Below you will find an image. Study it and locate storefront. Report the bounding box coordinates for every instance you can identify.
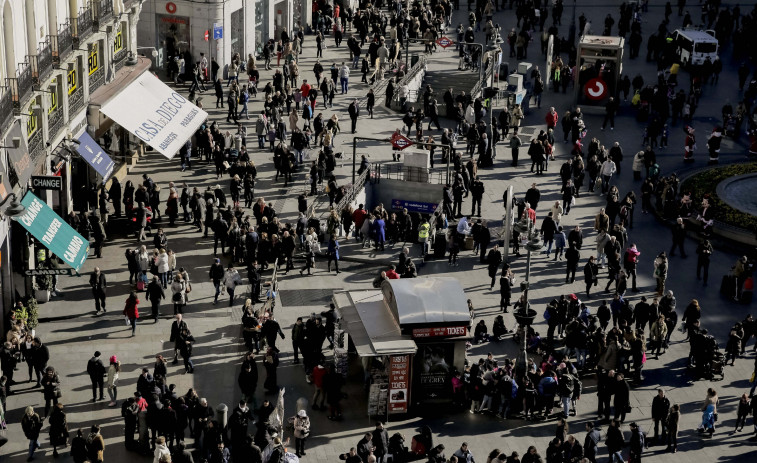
[333,277,471,416]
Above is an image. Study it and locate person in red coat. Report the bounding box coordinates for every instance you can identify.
[123,292,140,337]
[545,107,559,130]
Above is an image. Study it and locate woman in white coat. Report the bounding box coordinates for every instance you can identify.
[222,264,242,307]
[170,274,187,315]
[156,249,170,289]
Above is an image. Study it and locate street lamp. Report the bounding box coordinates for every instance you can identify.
[0,193,27,219]
[512,215,543,379]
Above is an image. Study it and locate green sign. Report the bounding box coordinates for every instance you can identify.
[17,192,89,271]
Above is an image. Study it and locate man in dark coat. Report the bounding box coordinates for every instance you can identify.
[372,422,389,463]
[89,267,107,314]
[146,276,165,322]
[86,351,106,402]
[348,98,360,133]
[170,314,189,364]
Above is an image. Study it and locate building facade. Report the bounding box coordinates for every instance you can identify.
[137,0,311,74]
[0,0,144,331]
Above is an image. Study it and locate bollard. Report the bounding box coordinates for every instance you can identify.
[216,402,228,429]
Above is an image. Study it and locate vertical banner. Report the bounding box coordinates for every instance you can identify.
[389,355,410,414]
[16,192,89,271]
[414,344,454,402]
[5,121,33,188]
[75,132,115,181]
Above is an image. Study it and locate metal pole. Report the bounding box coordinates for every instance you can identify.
[352,137,357,185]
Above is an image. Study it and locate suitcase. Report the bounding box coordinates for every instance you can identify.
[433,231,447,258]
[464,235,475,250]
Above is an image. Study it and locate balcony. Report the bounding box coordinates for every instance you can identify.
[94,0,114,26]
[89,66,105,94]
[123,0,140,10]
[5,62,34,111]
[48,105,64,140]
[72,6,94,47]
[30,41,54,87]
[68,85,85,117]
[0,87,13,135]
[54,23,74,64]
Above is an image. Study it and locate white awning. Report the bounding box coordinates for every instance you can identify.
[99,72,208,159]
[334,290,417,357]
[382,277,471,325]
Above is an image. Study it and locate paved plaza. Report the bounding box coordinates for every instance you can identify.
[2,2,757,463]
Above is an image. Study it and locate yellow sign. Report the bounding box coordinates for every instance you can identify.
[26,104,38,138]
[67,67,77,95]
[114,23,124,54]
[48,81,58,114]
[88,42,99,76]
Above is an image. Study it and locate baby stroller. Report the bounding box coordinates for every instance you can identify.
[707,350,726,381]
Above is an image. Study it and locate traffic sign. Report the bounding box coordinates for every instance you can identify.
[436,37,454,49]
[213,23,223,40]
[204,30,209,41]
[584,77,608,101]
[391,133,414,151]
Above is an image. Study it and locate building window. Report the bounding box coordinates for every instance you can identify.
[230,8,243,58]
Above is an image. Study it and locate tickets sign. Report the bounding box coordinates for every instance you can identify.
[391,132,414,150]
[17,192,89,271]
[411,326,467,338]
[389,355,410,413]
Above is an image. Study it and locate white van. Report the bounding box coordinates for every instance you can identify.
[672,29,719,67]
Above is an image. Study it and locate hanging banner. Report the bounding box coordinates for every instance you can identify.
[389,355,410,414]
[76,132,115,181]
[5,120,33,188]
[99,72,208,159]
[16,192,89,271]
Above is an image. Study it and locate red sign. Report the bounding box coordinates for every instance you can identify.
[436,37,454,49]
[391,133,414,151]
[584,77,608,101]
[411,326,467,338]
[389,355,410,413]
[165,2,177,14]
[204,30,209,41]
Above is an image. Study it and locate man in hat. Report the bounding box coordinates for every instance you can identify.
[87,351,106,402]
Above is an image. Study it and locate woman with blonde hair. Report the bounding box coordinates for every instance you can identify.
[170,274,187,315]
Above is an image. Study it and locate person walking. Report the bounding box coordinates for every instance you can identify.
[628,422,646,463]
[170,274,187,315]
[41,366,61,418]
[670,217,687,257]
[665,403,680,452]
[565,242,581,283]
[89,267,107,315]
[487,245,502,289]
[123,291,140,337]
[584,256,599,297]
[327,235,341,274]
[696,239,713,284]
[86,351,106,403]
[222,264,243,307]
[86,424,105,463]
[30,337,50,388]
[21,405,43,461]
[651,389,671,444]
[348,98,360,133]
[106,355,120,407]
[292,409,311,457]
[146,276,165,321]
[510,131,522,166]
[48,402,69,458]
[178,327,196,373]
[210,257,225,304]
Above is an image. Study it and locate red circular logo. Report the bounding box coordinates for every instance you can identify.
[166,2,177,14]
[584,78,608,101]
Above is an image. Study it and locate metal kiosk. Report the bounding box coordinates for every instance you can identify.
[573,35,625,111]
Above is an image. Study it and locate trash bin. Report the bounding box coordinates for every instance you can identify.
[216,403,228,429]
[411,54,420,67]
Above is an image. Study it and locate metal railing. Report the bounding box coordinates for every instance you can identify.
[391,55,428,106]
[471,64,493,99]
[6,62,34,110]
[0,87,13,134]
[94,0,114,26]
[322,168,370,218]
[55,23,74,63]
[29,128,44,164]
[73,6,94,46]
[370,163,447,184]
[48,106,64,139]
[69,86,85,117]
[35,41,54,83]
[89,66,105,94]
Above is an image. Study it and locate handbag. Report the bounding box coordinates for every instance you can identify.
[750,371,756,383]
[124,316,131,326]
[185,284,192,294]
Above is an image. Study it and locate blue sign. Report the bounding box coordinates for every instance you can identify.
[391,199,439,214]
[17,192,89,271]
[213,23,223,39]
[76,133,114,181]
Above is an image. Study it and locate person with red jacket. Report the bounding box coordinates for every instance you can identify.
[123,292,140,337]
[300,80,312,101]
[545,106,559,130]
[311,362,328,410]
[385,265,401,279]
[352,204,368,241]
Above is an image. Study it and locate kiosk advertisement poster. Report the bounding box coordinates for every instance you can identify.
[389,355,410,413]
[415,344,455,401]
[17,192,89,271]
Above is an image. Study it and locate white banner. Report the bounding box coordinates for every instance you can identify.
[99,73,208,159]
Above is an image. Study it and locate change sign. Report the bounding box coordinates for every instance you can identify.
[17,192,89,271]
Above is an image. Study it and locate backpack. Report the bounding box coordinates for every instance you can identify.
[571,374,583,399]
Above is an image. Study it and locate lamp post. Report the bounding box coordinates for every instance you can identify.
[0,192,27,219]
[512,215,543,380]
[569,0,578,47]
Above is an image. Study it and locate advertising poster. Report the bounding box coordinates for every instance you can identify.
[414,343,455,402]
[16,192,89,271]
[75,133,115,181]
[389,355,410,413]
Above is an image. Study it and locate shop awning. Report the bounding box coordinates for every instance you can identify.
[99,69,208,159]
[382,277,471,325]
[88,56,152,137]
[335,290,417,357]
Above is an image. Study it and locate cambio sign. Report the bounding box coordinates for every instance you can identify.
[17,192,89,271]
[100,73,208,159]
